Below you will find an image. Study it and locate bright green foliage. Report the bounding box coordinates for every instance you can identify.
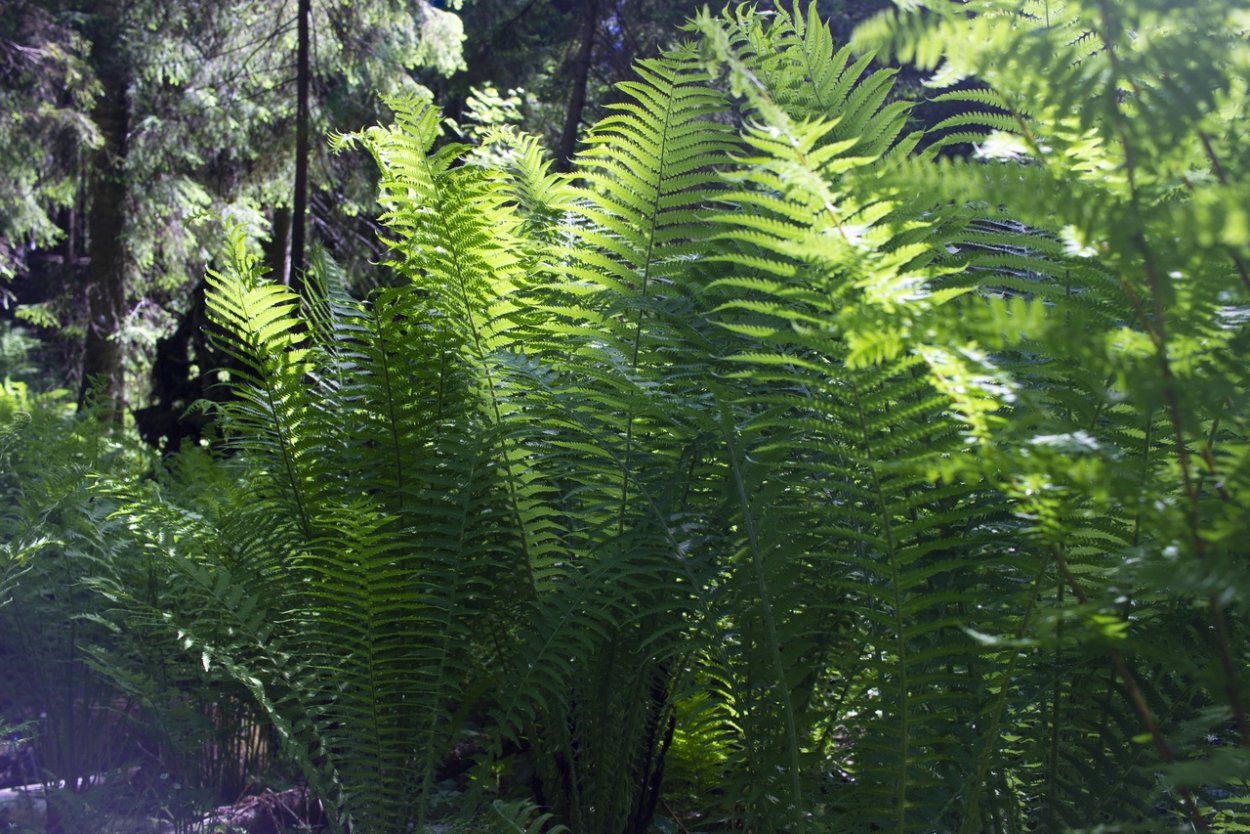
[852,0,1250,828]
[489,44,740,833]
[693,7,1002,829]
[115,225,532,830]
[76,1,1250,833]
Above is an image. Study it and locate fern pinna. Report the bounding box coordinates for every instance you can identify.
[91,1,1250,832]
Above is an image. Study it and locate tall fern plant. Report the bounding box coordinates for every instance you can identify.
[105,131,540,830]
[853,0,1250,829]
[686,8,1035,830]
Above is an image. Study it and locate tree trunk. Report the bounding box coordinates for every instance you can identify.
[78,12,129,423]
[289,0,311,292]
[269,205,292,285]
[556,0,598,172]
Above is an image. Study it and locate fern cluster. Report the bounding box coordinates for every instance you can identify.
[0,382,255,830]
[72,2,1250,832]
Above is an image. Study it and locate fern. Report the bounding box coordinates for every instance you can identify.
[686,7,1018,830]
[483,43,742,834]
[73,3,1250,833]
[855,0,1250,828]
[104,215,535,831]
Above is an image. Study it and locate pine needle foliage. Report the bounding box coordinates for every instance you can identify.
[86,2,1250,833]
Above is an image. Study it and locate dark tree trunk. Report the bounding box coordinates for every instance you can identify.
[134,276,230,454]
[556,0,598,172]
[269,205,292,285]
[289,0,311,292]
[77,12,129,423]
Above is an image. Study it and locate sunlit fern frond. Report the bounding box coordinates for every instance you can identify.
[204,229,321,538]
[855,1,1250,828]
[179,132,550,831]
[689,9,1043,830]
[474,40,743,834]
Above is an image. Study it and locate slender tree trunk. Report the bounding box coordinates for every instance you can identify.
[269,205,292,284]
[290,0,311,292]
[556,0,598,172]
[78,12,129,423]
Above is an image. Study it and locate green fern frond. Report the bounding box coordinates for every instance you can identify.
[205,233,319,537]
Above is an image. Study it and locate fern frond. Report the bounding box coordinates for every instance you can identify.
[205,232,319,537]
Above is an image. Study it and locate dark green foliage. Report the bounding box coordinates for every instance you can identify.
[0,383,262,831]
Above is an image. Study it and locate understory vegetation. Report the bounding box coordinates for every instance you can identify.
[3,1,1250,832]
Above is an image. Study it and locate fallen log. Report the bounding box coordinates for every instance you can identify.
[165,787,325,834]
[0,785,46,830]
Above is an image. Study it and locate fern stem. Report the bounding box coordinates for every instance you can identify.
[1045,576,1063,828]
[957,559,1048,833]
[261,373,311,539]
[1194,130,1250,296]
[1200,417,1233,504]
[360,543,387,832]
[1096,0,1250,750]
[1131,410,1152,548]
[619,59,676,540]
[371,314,405,512]
[1051,546,1208,830]
[846,380,911,834]
[422,155,539,596]
[414,457,480,830]
[1134,167,1250,751]
[234,277,313,539]
[721,404,805,832]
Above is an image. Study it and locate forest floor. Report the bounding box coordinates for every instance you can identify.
[0,779,329,833]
